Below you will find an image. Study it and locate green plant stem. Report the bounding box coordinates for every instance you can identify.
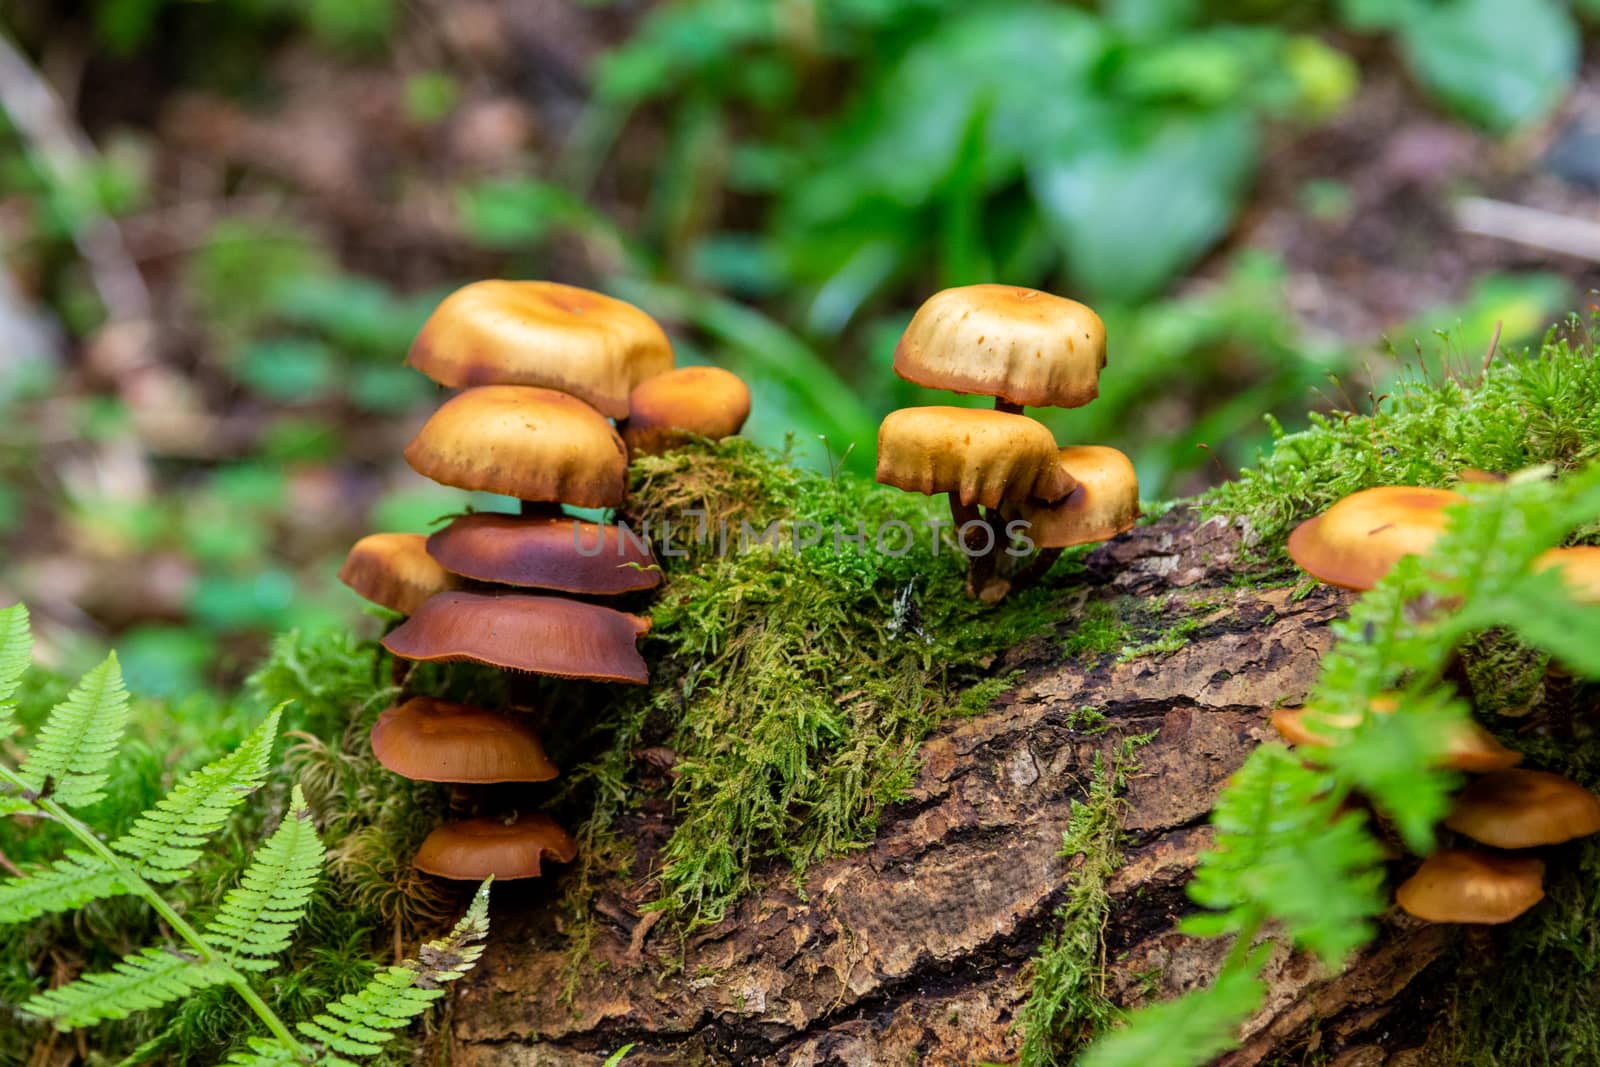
[0,765,309,1059]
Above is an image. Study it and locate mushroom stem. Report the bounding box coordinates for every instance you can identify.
[949,496,988,597]
[994,399,1023,415]
[520,499,563,519]
[1007,546,1064,594]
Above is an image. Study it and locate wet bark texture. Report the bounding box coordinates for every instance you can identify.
[449,511,1452,1066]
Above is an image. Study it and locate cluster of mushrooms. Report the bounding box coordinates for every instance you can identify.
[337,279,749,884]
[875,284,1140,602]
[1278,484,1600,924]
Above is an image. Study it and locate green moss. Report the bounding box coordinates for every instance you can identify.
[1016,733,1151,1066]
[1062,599,1133,660]
[1116,615,1204,662]
[1202,321,1600,551]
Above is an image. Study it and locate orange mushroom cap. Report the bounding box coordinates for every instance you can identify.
[407,280,673,419]
[1444,769,1600,849]
[893,284,1106,409]
[371,697,558,784]
[875,406,1074,510]
[1394,848,1545,924]
[1286,486,1466,591]
[621,366,752,457]
[381,591,650,684]
[403,385,628,508]
[427,513,661,596]
[338,532,457,615]
[1534,546,1600,604]
[413,813,578,881]
[1014,446,1139,549]
[1270,695,1520,773]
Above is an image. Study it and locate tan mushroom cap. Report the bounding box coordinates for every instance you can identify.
[413,813,578,881]
[893,284,1106,409]
[621,366,752,457]
[427,513,661,596]
[371,697,558,784]
[1395,848,1545,924]
[338,533,457,615]
[875,406,1075,510]
[1444,769,1600,849]
[407,280,673,418]
[1534,546,1600,604]
[382,591,650,684]
[404,385,628,508]
[1014,446,1139,549]
[1287,486,1465,591]
[1270,695,1521,773]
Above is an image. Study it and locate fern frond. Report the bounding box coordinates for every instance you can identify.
[0,850,125,923]
[113,705,284,880]
[0,601,31,738]
[1077,956,1267,1067]
[203,785,324,971]
[15,652,129,808]
[224,881,492,1067]
[22,945,229,1029]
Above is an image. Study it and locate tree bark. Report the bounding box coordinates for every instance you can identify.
[448,510,1452,1066]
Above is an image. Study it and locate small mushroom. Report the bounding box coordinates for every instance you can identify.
[407,280,674,418]
[1534,546,1600,603]
[412,812,579,880]
[1394,848,1545,924]
[893,284,1106,412]
[427,513,662,596]
[1270,696,1521,773]
[382,591,651,684]
[371,697,558,784]
[999,446,1140,597]
[1287,486,1465,590]
[338,532,457,615]
[403,385,628,509]
[876,406,1074,511]
[621,365,752,457]
[1444,769,1600,849]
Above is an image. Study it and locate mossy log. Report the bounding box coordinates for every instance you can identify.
[448,510,1451,1066]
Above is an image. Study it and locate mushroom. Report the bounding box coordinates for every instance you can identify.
[382,591,651,684]
[1287,486,1466,590]
[404,385,628,510]
[621,365,752,457]
[1270,696,1521,773]
[1443,769,1600,849]
[426,513,661,596]
[1394,848,1545,924]
[996,446,1140,600]
[412,813,579,881]
[338,533,458,616]
[407,280,673,418]
[371,697,558,784]
[1534,546,1600,603]
[876,285,1127,599]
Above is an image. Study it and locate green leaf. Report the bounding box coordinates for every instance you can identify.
[1029,107,1258,302]
[203,786,324,970]
[0,851,126,924]
[16,652,130,808]
[0,601,32,738]
[1077,958,1267,1067]
[1396,0,1577,133]
[23,946,228,1029]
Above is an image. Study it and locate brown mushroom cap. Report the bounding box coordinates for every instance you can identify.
[427,513,661,596]
[1013,446,1139,548]
[1444,769,1600,849]
[1395,848,1545,924]
[338,533,457,615]
[875,406,1075,510]
[412,813,578,880]
[382,591,650,683]
[1534,546,1600,604]
[407,280,673,418]
[893,284,1106,409]
[371,697,558,784]
[621,366,752,457]
[1287,486,1465,591]
[1270,695,1521,773]
[404,385,628,508]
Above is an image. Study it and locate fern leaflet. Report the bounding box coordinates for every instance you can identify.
[15,652,129,808]
[0,850,126,924]
[204,785,325,971]
[0,601,31,737]
[1077,957,1267,1067]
